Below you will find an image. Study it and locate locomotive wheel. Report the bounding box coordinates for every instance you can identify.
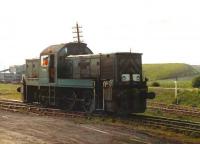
[62,90,77,111]
[40,95,49,107]
[82,90,93,112]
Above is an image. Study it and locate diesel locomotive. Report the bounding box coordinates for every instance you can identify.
[19,26,155,113]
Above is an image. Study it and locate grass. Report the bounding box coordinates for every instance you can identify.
[148,76,200,107]
[143,63,199,81]
[0,83,21,101]
[148,87,200,107]
[148,79,192,88]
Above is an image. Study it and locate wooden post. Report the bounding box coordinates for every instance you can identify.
[174,77,178,104]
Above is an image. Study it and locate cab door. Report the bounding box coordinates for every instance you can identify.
[49,54,55,83]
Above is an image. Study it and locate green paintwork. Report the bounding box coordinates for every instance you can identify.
[26,77,94,88]
[26,78,39,86]
[39,68,49,84]
[57,79,94,88]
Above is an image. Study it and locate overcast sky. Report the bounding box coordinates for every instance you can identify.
[0,0,200,70]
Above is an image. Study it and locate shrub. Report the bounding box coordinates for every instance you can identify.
[192,75,200,88]
[151,82,160,87]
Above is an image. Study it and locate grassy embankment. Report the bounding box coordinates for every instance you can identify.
[143,63,199,81]
[0,83,21,101]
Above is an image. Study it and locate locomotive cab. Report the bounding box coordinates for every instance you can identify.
[39,42,93,84]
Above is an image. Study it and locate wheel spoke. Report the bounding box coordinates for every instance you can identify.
[62,90,77,111]
[82,91,93,112]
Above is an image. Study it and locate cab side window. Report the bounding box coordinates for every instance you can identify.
[41,55,49,67]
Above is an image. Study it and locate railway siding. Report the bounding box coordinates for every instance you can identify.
[0,99,200,138]
[147,101,200,117]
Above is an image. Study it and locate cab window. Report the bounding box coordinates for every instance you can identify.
[41,55,49,67]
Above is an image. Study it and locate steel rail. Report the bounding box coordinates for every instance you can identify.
[131,114,200,135]
[147,101,200,117]
[0,99,199,136]
[0,99,85,117]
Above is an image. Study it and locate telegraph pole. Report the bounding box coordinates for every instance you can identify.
[72,22,83,43]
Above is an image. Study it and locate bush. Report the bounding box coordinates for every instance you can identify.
[151,82,160,87]
[192,76,200,88]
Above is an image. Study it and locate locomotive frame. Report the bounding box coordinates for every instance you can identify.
[20,41,155,114]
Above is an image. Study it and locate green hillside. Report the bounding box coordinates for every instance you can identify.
[192,65,200,72]
[143,63,200,80]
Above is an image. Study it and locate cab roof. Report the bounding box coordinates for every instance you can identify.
[40,42,93,56]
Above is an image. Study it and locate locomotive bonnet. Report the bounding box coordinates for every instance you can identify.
[19,24,155,114]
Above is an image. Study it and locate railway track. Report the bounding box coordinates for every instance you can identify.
[131,114,200,136]
[0,99,199,137]
[147,101,200,117]
[0,99,85,117]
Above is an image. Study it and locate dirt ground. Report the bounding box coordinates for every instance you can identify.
[0,110,183,144]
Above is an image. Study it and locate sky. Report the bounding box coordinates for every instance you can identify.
[0,0,200,70]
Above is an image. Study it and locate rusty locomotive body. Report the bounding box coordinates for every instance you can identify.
[20,41,154,113]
